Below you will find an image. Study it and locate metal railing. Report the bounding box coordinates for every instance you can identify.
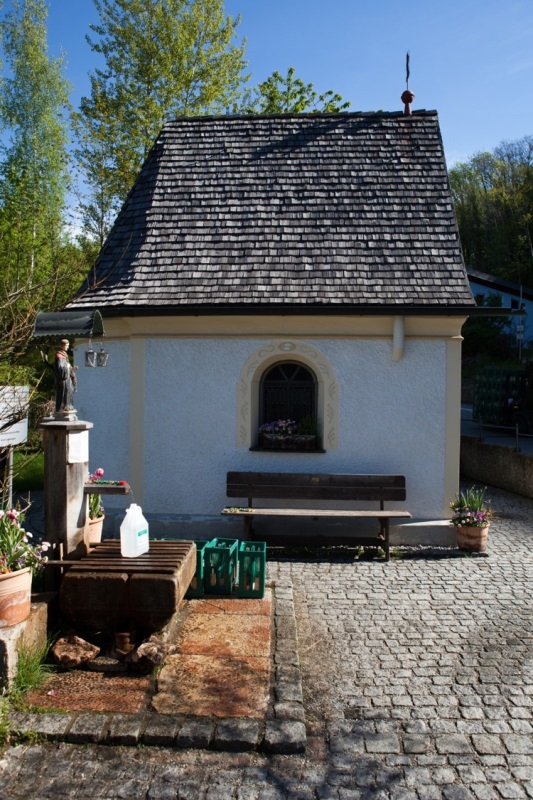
[461,415,533,453]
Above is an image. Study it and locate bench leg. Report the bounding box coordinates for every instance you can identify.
[244,515,254,540]
[379,518,390,562]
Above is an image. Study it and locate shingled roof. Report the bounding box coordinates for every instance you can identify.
[69,111,475,314]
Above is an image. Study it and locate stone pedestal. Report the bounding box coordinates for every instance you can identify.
[0,595,52,690]
[40,420,94,559]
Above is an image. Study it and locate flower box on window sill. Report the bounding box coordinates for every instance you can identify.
[261,433,317,451]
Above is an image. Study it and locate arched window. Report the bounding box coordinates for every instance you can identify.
[260,362,317,429]
[236,340,339,451]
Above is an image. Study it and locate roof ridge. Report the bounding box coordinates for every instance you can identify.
[163,110,437,124]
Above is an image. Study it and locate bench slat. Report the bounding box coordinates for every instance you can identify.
[227,472,406,502]
[222,508,411,518]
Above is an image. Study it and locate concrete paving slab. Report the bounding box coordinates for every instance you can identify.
[153,653,271,717]
[25,669,153,712]
[174,612,271,657]
[189,596,272,616]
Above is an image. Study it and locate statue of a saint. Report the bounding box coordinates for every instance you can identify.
[54,339,78,412]
[41,339,78,413]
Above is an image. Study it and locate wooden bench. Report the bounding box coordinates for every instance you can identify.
[223,472,411,561]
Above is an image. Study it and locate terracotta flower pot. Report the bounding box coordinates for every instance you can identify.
[88,515,105,546]
[455,524,490,553]
[0,567,32,628]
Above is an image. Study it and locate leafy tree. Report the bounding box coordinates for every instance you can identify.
[72,90,118,248]
[75,0,248,239]
[450,136,533,285]
[242,66,351,114]
[0,0,77,365]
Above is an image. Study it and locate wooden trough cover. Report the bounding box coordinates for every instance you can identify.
[66,539,194,574]
[60,540,197,634]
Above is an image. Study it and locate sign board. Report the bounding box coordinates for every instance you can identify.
[0,386,29,447]
[67,430,89,464]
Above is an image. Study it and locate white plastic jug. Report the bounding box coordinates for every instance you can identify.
[120,503,149,558]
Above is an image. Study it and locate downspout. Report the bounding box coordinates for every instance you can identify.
[392,316,405,361]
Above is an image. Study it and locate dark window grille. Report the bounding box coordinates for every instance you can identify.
[260,362,316,425]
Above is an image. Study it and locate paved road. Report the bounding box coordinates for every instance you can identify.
[0,484,532,799]
[462,404,533,455]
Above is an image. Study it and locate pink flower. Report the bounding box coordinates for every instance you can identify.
[95,468,104,478]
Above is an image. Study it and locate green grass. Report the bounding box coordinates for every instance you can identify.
[0,697,11,745]
[12,451,44,493]
[9,637,54,708]
[0,636,56,746]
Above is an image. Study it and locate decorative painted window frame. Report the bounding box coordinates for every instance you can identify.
[236,340,339,450]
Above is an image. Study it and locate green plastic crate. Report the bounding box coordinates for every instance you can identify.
[185,540,211,598]
[204,538,239,594]
[236,541,266,599]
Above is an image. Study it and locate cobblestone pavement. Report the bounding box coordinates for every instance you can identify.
[0,484,532,799]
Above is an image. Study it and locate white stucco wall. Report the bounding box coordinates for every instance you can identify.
[74,333,454,533]
[73,341,131,514]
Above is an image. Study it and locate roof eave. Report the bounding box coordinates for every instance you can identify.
[86,303,520,319]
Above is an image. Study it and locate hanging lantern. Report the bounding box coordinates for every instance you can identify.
[85,341,97,367]
[96,345,109,367]
[85,349,97,367]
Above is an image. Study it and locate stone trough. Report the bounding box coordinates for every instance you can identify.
[59,540,197,635]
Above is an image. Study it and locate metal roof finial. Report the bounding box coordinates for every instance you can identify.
[401,51,415,116]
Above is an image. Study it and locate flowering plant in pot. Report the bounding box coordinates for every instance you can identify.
[450,486,493,552]
[259,419,298,436]
[0,503,50,627]
[87,467,105,545]
[88,467,105,520]
[0,505,50,575]
[259,418,316,450]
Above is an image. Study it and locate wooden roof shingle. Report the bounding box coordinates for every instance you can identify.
[69,111,475,313]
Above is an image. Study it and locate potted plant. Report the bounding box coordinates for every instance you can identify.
[259,419,297,449]
[294,414,317,449]
[0,503,50,627]
[450,486,493,552]
[87,467,105,545]
[259,418,317,451]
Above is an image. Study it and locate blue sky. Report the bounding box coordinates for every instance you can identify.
[18,0,533,166]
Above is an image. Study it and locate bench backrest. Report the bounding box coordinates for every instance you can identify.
[227,472,406,504]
